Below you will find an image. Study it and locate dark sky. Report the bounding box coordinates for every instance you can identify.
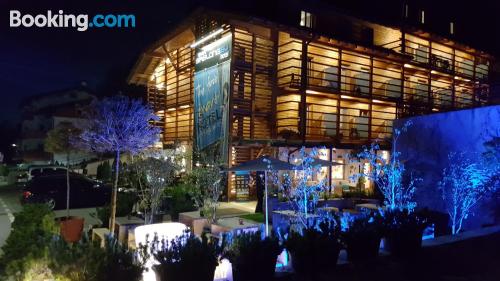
[1,0,499,123]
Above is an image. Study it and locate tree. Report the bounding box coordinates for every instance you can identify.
[354,120,419,211]
[76,96,160,234]
[276,147,328,228]
[132,155,178,224]
[45,122,80,217]
[187,163,223,224]
[439,152,494,234]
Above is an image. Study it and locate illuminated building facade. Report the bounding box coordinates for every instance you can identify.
[128,7,493,200]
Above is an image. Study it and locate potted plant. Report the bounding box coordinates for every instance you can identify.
[285,218,342,281]
[59,216,85,243]
[383,208,427,259]
[185,162,223,225]
[224,231,282,281]
[343,213,384,264]
[45,122,85,242]
[152,231,221,281]
[131,156,178,224]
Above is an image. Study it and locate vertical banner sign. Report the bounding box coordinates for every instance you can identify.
[194,34,231,156]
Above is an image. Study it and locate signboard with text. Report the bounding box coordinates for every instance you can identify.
[194,35,232,152]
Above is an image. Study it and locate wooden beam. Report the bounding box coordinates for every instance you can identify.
[145,51,165,58]
[162,45,179,73]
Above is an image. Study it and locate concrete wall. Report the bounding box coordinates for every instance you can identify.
[395,105,500,231]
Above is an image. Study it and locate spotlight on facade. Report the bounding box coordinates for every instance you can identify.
[190,28,224,48]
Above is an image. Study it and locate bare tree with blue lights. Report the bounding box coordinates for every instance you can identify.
[76,96,160,234]
[276,147,328,228]
[438,152,494,234]
[354,120,419,210]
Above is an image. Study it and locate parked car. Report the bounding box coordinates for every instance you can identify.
[27,166,68,181]
[16,166,69,187]
[15,172,28,186]
[21,174,111,210]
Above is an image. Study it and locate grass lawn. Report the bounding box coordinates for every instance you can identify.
[239,213,265,223]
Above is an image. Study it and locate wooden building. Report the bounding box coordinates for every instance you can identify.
[128,7,493,200]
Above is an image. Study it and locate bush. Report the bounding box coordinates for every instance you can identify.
[0,204,58,279]
[383,208,427,258]
[96,161,112,182]
[152,231,221,281]
[163,183,197,221]
[0,164,9,177]
[224,231,282,281]
[93,192,138,228]
[343,212,384,264]
[285,218,341,281]
[48,234,146,281]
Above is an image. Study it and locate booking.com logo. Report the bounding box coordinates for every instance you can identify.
[9,10,136,31]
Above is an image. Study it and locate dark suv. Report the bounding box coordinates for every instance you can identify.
[21,174,111,210]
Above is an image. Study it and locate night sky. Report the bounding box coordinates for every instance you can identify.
[1,0,499,123]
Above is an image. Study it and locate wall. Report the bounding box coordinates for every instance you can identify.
[396,105,500,230]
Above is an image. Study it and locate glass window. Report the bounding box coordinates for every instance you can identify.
[332,159,344,180]
[300,11,314,28]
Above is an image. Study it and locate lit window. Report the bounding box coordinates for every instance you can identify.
[300,10,314,28]
[332,159,344,180]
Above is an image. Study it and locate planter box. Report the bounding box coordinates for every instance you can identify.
[272,210,321,231]
[179,211,209,236]
[114,216,144,245]
[211,217,260,237]
[91,227,110,248]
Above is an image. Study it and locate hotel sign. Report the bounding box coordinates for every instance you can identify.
[194,35,232,153]
[195,35,231,71]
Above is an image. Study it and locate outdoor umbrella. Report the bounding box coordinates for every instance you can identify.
[226,155,295,236]
[293,157,343,168]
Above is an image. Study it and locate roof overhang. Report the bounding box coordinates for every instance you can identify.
[127,11,199,85]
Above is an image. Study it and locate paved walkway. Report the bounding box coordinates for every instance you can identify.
[219,201,257,214]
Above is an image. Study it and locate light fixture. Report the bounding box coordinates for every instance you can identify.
[404,63,412,68]
[135,223,188,281]
[372,99,383,103]
[179,105,190,109]
[190,28,224,48]
[306,90,320,94]
[431,70,437,74]
[167,107,175,112]
[341,95,354,99]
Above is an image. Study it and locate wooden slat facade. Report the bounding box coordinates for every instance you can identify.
[132,10,493,200]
